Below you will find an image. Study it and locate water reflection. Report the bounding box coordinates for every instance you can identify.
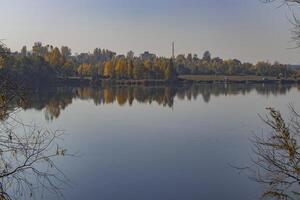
[0,81,70,200]
[18,84,298,120]
[10,83,300,200]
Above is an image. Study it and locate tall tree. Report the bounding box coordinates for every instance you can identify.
[77,63,92,77]
[0,42,10,69]
[32,42,47,57]
[164,59,177,80]
[133,60,144,80]
[115,58,126,79]
[127,51,134,59]
[20,45,27,57]
[61,46,71,59]
[127,59,134,79]
[203,51,211,62]
[103,60,114,78]
[49,47,62,68]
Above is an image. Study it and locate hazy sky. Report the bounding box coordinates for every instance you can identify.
[1,0,300,64]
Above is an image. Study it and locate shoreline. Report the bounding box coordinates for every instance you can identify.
[54,75,300,86]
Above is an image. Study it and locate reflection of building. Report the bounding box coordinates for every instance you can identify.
[140,51,156,61]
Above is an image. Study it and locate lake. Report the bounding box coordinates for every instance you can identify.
[15,83,300,200]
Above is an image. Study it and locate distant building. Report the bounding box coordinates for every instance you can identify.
[126,51,134,59]
[140,51,156,61]
[116,55,126,59]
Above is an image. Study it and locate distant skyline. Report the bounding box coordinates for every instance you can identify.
[1,0,300,64]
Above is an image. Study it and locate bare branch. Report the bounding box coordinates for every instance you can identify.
[251,107,300,199]
[0,67,72,199]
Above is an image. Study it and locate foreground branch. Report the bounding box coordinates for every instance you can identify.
[252,107,300,199]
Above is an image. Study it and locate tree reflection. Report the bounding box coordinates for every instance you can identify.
[5,83,295,121]
[0,78,71,200]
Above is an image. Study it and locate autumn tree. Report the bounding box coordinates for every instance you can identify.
[115,58,127,79]
[49,47,62,71]
[95,62,104,77]
[77,63,92,77]
[133,60,144,80]
[127,59,134,79]
[103,60,114,78]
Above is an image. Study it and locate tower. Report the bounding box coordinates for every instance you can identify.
[172,42,175,59]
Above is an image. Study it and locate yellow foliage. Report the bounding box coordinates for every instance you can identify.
[103,61,114,77]
[77,63,92,77]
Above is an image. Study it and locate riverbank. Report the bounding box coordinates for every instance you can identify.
[178,75,300,84]
[55,77,180,86]
[55,75,300,86]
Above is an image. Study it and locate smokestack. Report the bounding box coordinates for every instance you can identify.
[172,42,175,59]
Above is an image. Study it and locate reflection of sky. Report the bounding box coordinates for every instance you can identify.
[1,0,299,63]
[17,86,300,200]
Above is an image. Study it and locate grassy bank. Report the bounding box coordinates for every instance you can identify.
[56,77,180,86]
[56,75,300,86]
[178,75,299,83]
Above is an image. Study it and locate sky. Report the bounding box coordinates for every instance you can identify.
[1,0,300,64]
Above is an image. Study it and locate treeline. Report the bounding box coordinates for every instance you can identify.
[0,42,176,84]
[0,42,297,85]
[175,52,295,77]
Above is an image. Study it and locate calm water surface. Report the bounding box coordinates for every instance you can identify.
[16,84,300,200]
